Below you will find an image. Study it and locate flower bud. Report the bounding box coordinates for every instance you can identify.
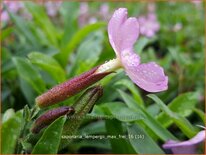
[36,66,111,108]
[31,106,75,134]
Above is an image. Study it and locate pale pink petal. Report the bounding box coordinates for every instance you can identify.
[1,11,9,22]
[123,61,168,92]
[108,8,139,56]
[108,8,127,55]
[163,130,205,154]
[120,17,139,53]
[121,50,141,68]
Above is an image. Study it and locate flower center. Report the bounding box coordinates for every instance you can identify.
[95,58,122,74]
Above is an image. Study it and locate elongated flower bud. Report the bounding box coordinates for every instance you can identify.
[36,66,111,108]
[31,106,75,134]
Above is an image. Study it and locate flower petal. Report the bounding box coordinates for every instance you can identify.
[108,8,127,54]
[123,61,168,92]
[120,17,139,52]
[108,8,139,56]
[162,130,205,154]
[121,50,141,68]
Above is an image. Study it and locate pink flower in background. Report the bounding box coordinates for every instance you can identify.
[1,11,9,22]
[78,2,89,27]
[100,3,110,21]
[163,130,205,154]
[191,0,202,5]
[97,8,168,92]
[138,13,160,38]
[147,2,156,13]
[78,2,110,27]
[191,0,202,9]
[1,1,23,22]
[45,1,62,17]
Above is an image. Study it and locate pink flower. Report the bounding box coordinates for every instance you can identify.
[45,1,62,17]
[35,8,167,108]
[1,11,9,22]
[147,2,156,13]
[100,3,110,21]
[163,130,205,154]
[138,13,160,38]
[1,1,24,22]
[96,8,168,92]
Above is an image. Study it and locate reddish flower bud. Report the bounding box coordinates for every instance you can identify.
[31,106,75,134]
[35,66,112,108]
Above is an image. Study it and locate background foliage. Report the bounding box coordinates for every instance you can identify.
[1,1,205,154]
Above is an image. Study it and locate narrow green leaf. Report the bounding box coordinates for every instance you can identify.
[2,26,13,40]
[193,108,205,123]
[8,12,37,46]
[102,102,145,122]
[79,121,106,135]
[56,22,106,66]
[69,31,104,77]
[72,139,110,150]
[25,2,59,46]
[20,78,36,106]
[118,90,176,141]
[148,94,198,138]
[127,124,165,154]
[32,116,66,154]
[157,92,199,128]
[114,79,144,107]
[59,2,79,46]
[106,120,136,154]
[134,37,150,54]
[12,57,46,94]
[1,111,23,154]
[28,52,66,83]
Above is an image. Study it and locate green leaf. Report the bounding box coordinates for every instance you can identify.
[59,2,79,46]
[1,111,23,154]
[79,121,106,135]
[106,120,136,154]
[73,139,110,150]
[157,92,199,128]
[25,2,59,46]
[2,26,13,40]
[102,102,145,122]
[56,22,106,66]
[127,124,165,154]
[20,78,36,106]
[134,37,150,54]
[148,94,198,138]
[12,57,46,94]
[118,90,176,141]
[8,12,37,46]
[32,116,66,154]
[2,108,15,123]
[193,108,205,123]
[114,79,144,108]
[28,52,66,83]
[69,31,104,77]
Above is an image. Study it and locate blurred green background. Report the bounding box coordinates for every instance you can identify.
[1,1,205,154]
